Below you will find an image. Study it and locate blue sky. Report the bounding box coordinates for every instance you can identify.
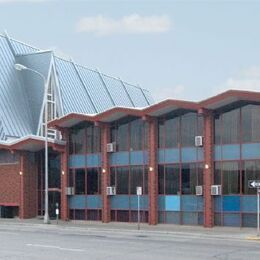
[0,0,260,102]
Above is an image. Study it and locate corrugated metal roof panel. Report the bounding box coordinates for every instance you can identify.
[123,82,150,107]
[101,75,134,107]
[142,88,155,105]
[0,36,34,137]
[54,57,97,115]
[9,38,38,55]
[75,65,114,112]
[15,51,52,133]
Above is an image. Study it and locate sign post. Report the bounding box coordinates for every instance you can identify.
[55,203,59,225]
[136,187,142,230]
[248,180,260,236]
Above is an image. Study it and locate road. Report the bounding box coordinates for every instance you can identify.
[0,223,259,260]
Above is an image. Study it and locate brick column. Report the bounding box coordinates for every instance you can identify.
[19,152,25,219]
[60,129,69,221]
[148,118,158,225]
[19,152,38,219]
[101,124,110,223]
[202,110,214,228]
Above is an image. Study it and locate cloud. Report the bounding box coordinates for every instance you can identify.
[76,14,171,36]
[215,66,260,94]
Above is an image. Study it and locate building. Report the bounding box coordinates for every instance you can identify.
[0,34,260,228]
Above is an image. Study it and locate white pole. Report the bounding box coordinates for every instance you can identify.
[257,188,259,237]
[43,80,50,224]
[138,194,140,230]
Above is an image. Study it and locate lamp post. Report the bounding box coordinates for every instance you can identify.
[15,63,50,224]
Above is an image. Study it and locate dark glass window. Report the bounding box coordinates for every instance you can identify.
[158,120,165,148]
[69,169,74,187]
[87,168,100,195]
[130,119,143,151]
[222,109,240,144]
[158,165,164,194]
[243,161,260,195]
[214,116,221,144]
[165,165,180,194]
[69,127,85,154]
[242,105,260,143]
[181,163,202,194]
[75,169,85,194]
[165,117,179,148]
[130,166,144,195]
[118,123,128,151]
[116,167,129,194]
[214,162,221,185]
[181,113,197,147]
[86,126,101,153]
[48,153,61,188]
[222,162,240,194]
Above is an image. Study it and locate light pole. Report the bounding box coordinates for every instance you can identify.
[15,63,50,224]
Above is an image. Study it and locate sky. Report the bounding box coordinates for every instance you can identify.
[0,0,260,102]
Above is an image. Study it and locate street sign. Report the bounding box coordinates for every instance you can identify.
[248,180,260,189]
[136,187,142,196]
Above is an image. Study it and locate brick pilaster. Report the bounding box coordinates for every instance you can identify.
[148,118,158,225]
[203,110,214,228]
[60,129,69,221]
[101,124,111,223]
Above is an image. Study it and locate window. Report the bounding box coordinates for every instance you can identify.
[181,113,197,147]
[111,118,147,152]
[165,165,179,194]
[243,161,260,195]
[69,124,101,154]
[242,105,260,143]
[75,169,85,194]
[111,166,148,195]
[222,109,240,144]
[214,162,240,194]
[87,168,100,195]
[182,163,203,194]
[69,127,85,154]
[130,166,143,194]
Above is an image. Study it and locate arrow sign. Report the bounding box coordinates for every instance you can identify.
[248,180,260,188]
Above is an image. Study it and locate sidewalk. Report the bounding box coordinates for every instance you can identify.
[0,217,259,241]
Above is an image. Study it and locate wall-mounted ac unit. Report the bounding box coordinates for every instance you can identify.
[195,136,203,147]
[195,185,203,196]
[211,185,221,196]
[107,142,116,153]
[106,186,116,196]
[66,187,74,196]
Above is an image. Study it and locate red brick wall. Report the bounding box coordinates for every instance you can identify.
[0,163,20,206]
[20,152,38,219]
[101,124,111,223]
[61,129,69,220]
[203,111,214,228]
[148,118,158,225]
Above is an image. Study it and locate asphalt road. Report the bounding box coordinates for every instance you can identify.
[0,223,259,260]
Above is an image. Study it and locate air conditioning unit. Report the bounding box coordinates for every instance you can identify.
[66,187,75,196]
[106,186,116,196]
[107,142,116,153]
[195,136,203,147]
[211,185,221,196]
[195,185,203,196]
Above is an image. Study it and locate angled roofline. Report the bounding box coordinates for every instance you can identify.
[49,89,260,129]
[0,135,65,152]
[199,89,260,109]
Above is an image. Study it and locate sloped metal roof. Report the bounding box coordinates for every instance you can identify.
[0,33,155,140]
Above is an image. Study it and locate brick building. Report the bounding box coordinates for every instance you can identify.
[1,34,260,227]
